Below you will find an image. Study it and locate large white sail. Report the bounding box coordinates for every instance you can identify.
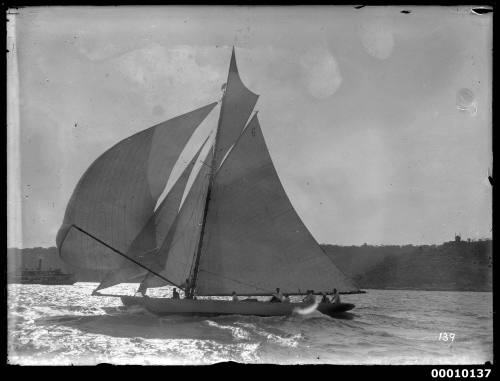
[94,141,207,291]
[56,47,359,301]
[195,115,359,295]
[56,102,217,270]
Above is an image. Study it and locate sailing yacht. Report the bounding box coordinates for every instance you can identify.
[56,47,358,317]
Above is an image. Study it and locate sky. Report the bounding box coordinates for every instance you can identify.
[7,6,492,248]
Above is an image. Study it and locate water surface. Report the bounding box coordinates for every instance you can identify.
[8,283,492,365]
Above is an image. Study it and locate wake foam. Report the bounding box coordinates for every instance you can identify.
[292,301,319,315]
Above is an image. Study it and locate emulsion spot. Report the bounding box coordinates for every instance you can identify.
[153,105,165,117]
[359,21,394,60]
[456,88,477,116]
[300,46,342,99]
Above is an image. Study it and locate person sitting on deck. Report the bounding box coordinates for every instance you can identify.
[189,287,198,300]
[330,288,341,304]
[270,288,284,302]
[302,290,316,305]
[320,292,330,304]
[172,288,180,300]
[231,291,239,302]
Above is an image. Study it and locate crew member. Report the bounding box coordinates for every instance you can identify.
[231,291,239,302]
[270,288,284,302]
[302,290,316,305]
[330,288,341,304]
[320,292,330,304]
[172,288,180,299]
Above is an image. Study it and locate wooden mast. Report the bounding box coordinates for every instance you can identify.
[187,49,234,298]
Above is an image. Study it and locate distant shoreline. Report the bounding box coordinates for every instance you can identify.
[8,238,492,293]
[8,238,493,252]
[323,239,492,293]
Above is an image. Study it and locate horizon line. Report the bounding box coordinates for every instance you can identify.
[8,237,493,251]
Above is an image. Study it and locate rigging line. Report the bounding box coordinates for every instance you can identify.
[187,176,210,277]
[189,184,212,296]
[154,178,200,276]
[189,114,225,295]
[69,224,181,288]
[189,148,220,294]
[161,170,207,253]
[200,160,212,169]
[189,54,257,292]
[213,112,259,178]
[177,171,207,286]
[180,176,204,280]
[155,133,211,214]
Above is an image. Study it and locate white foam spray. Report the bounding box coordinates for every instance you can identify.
[292,300,319,315]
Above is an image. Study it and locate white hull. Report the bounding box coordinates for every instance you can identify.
[121,296,355,317]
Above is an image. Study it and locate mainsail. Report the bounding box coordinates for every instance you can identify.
[57,47,358,298]
[56,102,217,270]
[194,115,358,295]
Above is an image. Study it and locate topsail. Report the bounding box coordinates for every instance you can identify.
[213,49,259,169]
